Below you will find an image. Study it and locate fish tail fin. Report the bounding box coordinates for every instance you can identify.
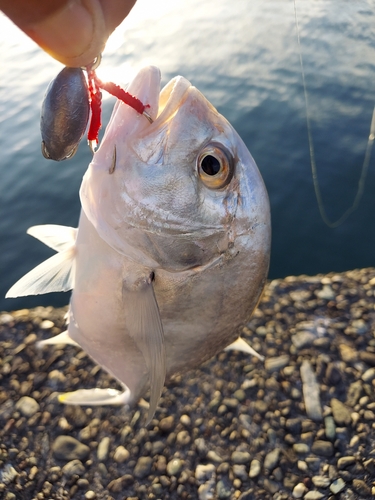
[225,337,265,361]
[6,224,77,298]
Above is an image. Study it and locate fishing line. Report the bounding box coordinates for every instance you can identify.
[293,0,375,228]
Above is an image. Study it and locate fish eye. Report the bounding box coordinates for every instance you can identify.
[197,144,234,189]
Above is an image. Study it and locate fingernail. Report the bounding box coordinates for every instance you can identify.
[26,1,102,66]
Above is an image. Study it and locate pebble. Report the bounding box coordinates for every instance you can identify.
[312,475,330,488]
[62,460,85,477]
[292,482,307,498]
[315,285,335,300]
[0,464,18,484]
[180,414,191,426]
[158,416,174,432]
[330,398,351,425]
[216,478,231,499]
[249,459,261,478]
[40,319,54,329]
[207,450,223,463]
[166,458,182,476]
[15,396,39,417]
[97,437,110,461]
[265,355,290,372]
[292,331,315,349]
[195,464,216,483]
[231,451,251,464]
[324,415,336,440]
[304,492,324,500]
[133,456,153,479]
[352,478,371,496]
[330,478,346,494]
[337,456,355,469]
[300,361,322,421]
[264,448,280,471]
[113,446,130,463]
[52,436,90,461]
[293,443,309,454]
[362,367,375,382]
[311,440,334,457]
[85,491,96,499]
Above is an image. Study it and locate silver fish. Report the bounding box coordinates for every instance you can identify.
[7,66,271,422]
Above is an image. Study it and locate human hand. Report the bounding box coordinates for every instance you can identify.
[0,0,137,67]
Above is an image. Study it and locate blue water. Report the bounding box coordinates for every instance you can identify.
[1,0,375,311]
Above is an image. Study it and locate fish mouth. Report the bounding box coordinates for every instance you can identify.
[126,66,192,124]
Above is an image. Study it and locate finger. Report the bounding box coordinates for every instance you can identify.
[1,0,136,67]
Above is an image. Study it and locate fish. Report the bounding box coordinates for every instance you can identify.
[7,66,271,423]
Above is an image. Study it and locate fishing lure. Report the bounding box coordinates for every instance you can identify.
[40,56,151,161]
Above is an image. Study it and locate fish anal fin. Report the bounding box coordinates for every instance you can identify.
[6,247,75,298]
[123,272,166,424]
[225,337,265,361]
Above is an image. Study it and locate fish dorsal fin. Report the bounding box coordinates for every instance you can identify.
[6,247,75,298]
[27,225,77,252]
[122,273,166,424]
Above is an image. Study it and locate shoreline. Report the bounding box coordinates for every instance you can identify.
[0,267,374,499]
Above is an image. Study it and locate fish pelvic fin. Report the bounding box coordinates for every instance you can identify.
[6,246,75,298]
[123,272,166,424]
[225,337,265,361]
[58,388,131,406]
[36,330,79,348]
[27,224,77,252]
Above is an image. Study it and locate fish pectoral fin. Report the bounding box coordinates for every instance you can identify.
[58,388,131,405]
[37,330,79,348]
[123,273,166,424]
[225,337,265,361]
[6,247,75,298]
[27,224,77,252]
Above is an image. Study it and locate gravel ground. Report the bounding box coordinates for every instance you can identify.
[0,268,374,500]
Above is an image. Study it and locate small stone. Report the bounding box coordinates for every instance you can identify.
[166,458,182,476]
[293,443,309,454]
[176,430,191,445]
[362,368,375,382]
[316,285,335,300]
[265,355,290,372]
[133,456,153,479]
[292,331,315,349]
[264,448,280,471]
[304,492,324,500]
[249,459,261,478]
[231,451,251,464]
[352,478,371,496]
[85,491,96,500]
[337,456,355,469]
[52,436,90,461]
[263,478,279,494]
[300,361,322,421]
[324,416,336,440]
[311,440,334,457]
[233,464,247,480]
[113,446,130,463]
[180,414,191,426]
[312,475,330,488]
[339,344,358,363]
[216,478,231,499]
[195,464,215,483]
[62,460,85,477]
[292,482,307,498]
[297,460,308,472]
[40,319,54,329]
[330,478,345,494]
[207,450,223,463]
[359,351,375,366]
[0,464,18,484]
[15,396,40,417]
[159,416,174,432]
[331,398,351,425]
[97,437,110,461]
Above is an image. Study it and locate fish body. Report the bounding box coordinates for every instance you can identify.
[7,66,271,421]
